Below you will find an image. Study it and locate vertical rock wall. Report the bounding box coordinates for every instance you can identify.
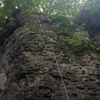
[0,10,100,100]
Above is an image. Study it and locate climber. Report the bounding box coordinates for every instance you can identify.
[40,15,51,24]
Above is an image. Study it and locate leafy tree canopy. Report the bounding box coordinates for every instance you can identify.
[78,0,100,37]
[0,0,100,38]
[0,0,86,30]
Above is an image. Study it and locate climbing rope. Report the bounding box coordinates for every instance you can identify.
[45,23,70,100]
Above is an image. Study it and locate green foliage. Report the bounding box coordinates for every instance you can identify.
[50,15,76,37]
[0,0,39,29]
[21,80,26,91]
[98,55,100,59]
[66,37,100,53]
[78,0,100,37]
[66,37,87,53]
[1,0,100,42]
[0,0,85,30]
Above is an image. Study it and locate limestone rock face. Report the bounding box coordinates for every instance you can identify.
[0,10,100,100]
[0,9,31,45]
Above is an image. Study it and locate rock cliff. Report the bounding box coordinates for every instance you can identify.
[0,10,100,100]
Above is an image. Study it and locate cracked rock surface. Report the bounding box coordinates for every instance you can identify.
[0,10,100,100]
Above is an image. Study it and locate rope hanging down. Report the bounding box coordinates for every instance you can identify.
[45,24,69,100]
